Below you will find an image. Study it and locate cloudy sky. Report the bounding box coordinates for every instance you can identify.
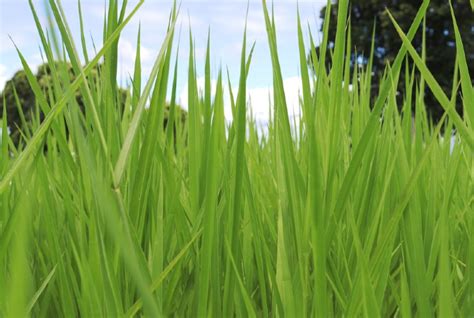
[0,0,326,120]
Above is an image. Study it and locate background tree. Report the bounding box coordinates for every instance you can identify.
[1,62,186,147]
[311,0,474,123]
[0,62,106,146]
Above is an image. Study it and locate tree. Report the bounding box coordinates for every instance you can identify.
[0,62,105,146]
[310,0,474,123]
[0,62,186,147]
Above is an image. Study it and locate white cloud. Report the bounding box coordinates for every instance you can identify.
[119,38,152,62]
[179,76,219,106]
[178,76,305,123]
[248,76,304,121]
[117,38,153,84]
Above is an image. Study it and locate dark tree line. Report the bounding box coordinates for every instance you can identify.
[310,0,473,123]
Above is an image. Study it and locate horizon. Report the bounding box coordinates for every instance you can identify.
[0,0,326,121]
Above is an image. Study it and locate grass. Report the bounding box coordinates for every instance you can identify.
[0,0,473,316]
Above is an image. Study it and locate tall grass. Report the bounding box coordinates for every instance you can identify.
[1,0,473,316]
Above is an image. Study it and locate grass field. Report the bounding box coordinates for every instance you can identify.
[0,0,473,316]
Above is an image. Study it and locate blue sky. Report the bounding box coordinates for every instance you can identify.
[0,0,326,120]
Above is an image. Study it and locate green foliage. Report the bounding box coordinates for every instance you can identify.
[0,62,185,148]
[0,0,473,317]
[0,62,122,146]
[311,0,474,123]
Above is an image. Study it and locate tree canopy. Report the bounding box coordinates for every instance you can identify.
[0,62,108,146]
[1,62,186,147]
[311,0,474,122]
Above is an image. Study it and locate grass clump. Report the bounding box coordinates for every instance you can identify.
[0,0,473,317]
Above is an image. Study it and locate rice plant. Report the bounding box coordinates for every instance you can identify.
[0,0,473,316]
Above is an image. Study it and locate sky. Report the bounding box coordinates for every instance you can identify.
[0,0,327,121]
